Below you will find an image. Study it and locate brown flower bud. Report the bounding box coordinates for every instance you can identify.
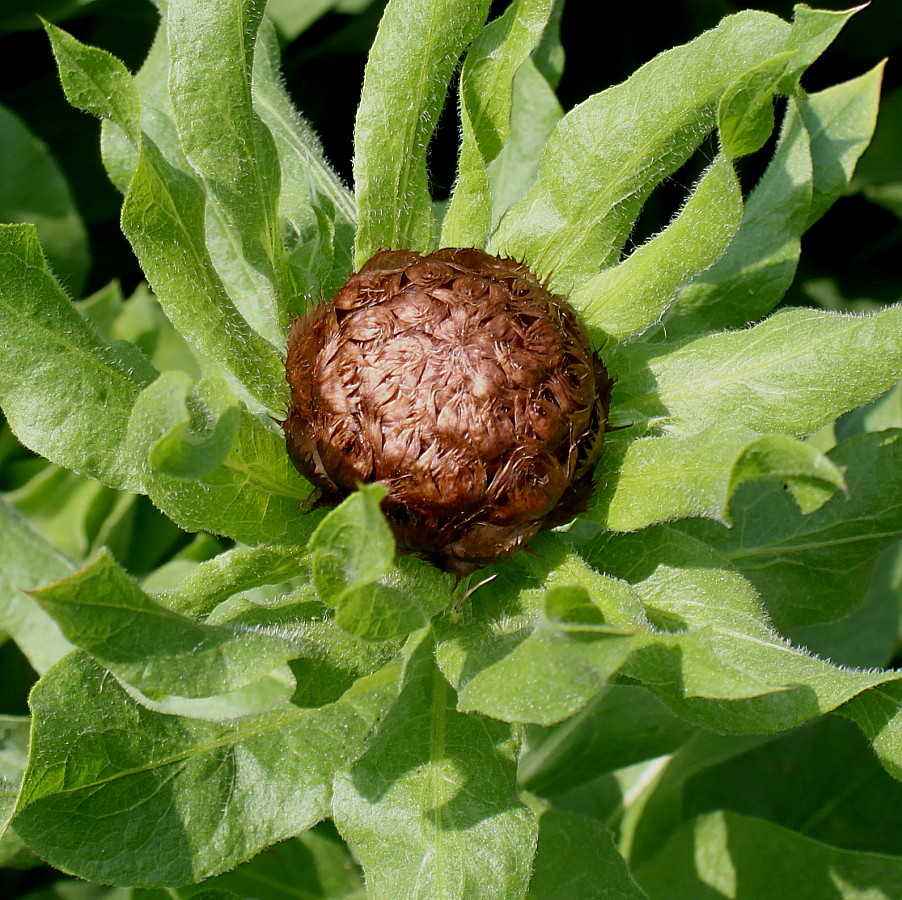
[284,248,612,576]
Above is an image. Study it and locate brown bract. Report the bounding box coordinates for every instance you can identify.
[284,248,612,575]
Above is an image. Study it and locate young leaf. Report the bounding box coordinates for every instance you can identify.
[613,306,902,439]
[441,0,553,248]
[570,154,743,342]
[0,716,29,841]
[589,425,845,532]
[486,57,562,231]
[489,10,792,293]
[666,64,883,336]
[435,534,647,725]
[353,0,492,264]
[167,0,293,333]
[30,549,304,699]
[0,103,90,295]
[636,810,902,900]
[683,430,902,630]
[0,224,156,493]
[127,370,312,546]
[527,806,648,900]
[309,486,454,640]
[332,633,538,900]
[13,652,398,886]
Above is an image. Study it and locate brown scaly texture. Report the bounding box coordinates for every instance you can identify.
[284,248,612,575]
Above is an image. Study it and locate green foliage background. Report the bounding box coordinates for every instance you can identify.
[0,0,900,898]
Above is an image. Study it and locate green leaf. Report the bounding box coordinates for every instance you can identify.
[47,23,289,412]
[486,56,562,233]
[168,0,293,335]
[682,430,902,630]
[0,715,31,838]
[148,376,241,479]
[0,103,90,295]
[310,484,394,603]
[31,549,303,698]
[121,138,288,413]
[127,370,313,546]
[332,633,538,900]
[353,0,491,264]
[162,543,310,619]
[44,20,142,142]
[802,61,884,228]
[589,425,846,532]
[0,223,155,492]
[435,533,646,725]
[310,486,454,641]
[782,4,863,91]
[789,541,902,669]
[441,0,553,248]
[613,306,902,440]
[717,51,794,160]
[662,716,902,857]
[519,684,697,797]
[576,526,902,735]
[195,829,364,900]
[13,651,398,886]
[527,806,647,899]
[489,10,792,294]
[636,810,902,900]
[570,154,743,343]
[666,63,883,335]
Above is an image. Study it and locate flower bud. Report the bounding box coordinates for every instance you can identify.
[284,248,612,575]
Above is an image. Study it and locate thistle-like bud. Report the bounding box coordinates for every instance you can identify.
[284,248,612,575]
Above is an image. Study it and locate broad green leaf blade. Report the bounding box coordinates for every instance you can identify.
[0,716,29,841]
[13,651,397,886]
[589,426,845,532]
[636,811,902,900]
[0,103,89,294]
[0,223,156,492]
[527,806,648,900]
[122,138,288,414]
[683,430,902,630]
[666,65,883,336]
[841,681,902,783]
[332,633,538,900]
[253,17,356,292]
[168,0,293,335]
[0,499,74,674]
[803,61,884,228]
[441,0,553,248]
[649,717,902,858]
[571,155,743,342]
[486,57,562,232]
[44,21,142,143]
[782,4,863,90]
[519,684,697,797]
[353,0,492,265]
[310,484,394,602]
[197,829,364,900]
[31,550,302,698]
[488,10,792,294]
[613,306,902,440]
[790,541,902,669]
[310,486,453,641]
[148,376,241,479]
[127,371,313,546]
[717,51,794,160]
[46,23,288,412]
[577,527,902,735]
[435,534,647,725]
[162,543,309,619]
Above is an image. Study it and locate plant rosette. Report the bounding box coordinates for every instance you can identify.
[0,1,900,897]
